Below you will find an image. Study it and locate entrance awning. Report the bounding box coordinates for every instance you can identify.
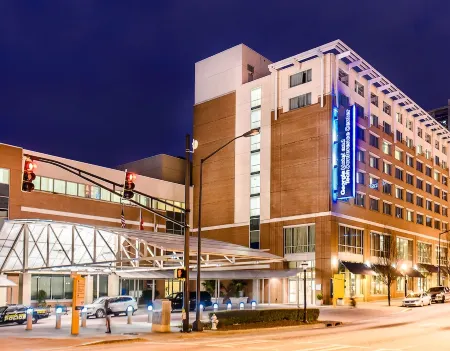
[439,266,449,275]
[417,263,439,273]
[341,261,376,275]
[0,220,284,273]
[405,268,424,278]
[373,264,402,277]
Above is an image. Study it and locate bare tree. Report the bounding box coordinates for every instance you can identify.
[374,232,399,306]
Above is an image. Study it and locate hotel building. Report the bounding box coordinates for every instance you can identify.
[193,40,450,304]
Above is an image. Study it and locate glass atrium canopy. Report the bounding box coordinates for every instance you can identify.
[0,220,283,273]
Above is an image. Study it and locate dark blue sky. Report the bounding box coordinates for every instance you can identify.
[1,1,449,167]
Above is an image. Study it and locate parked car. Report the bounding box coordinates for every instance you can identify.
[0,304,49,325]
[85,296,138,318]
[167,291,212,311]
[427,286,450,303]
[402,292,431,307]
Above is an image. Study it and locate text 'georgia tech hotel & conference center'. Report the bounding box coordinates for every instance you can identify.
[193,39,450,304]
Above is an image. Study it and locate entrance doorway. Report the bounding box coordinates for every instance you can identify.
[288,277,315,305]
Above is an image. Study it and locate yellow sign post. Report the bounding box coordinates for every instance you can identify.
[332,273,345,307]
[71,274,85,336]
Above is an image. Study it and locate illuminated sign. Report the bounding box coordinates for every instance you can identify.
[333,105,356,200]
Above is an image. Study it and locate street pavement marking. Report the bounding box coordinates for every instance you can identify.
[203,339,270,348]
[295,345,355,351]
[398,308,412,313]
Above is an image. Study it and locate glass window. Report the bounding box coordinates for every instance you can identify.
[371,114,379,127]
[99,275,108,297]
[338,225,363,255]
[34,176,41,190]
[51,276,64,299]
[418,242,432,263]
[395,187,403,200]
[290,69,312,87]
[250,174,260,195]
[417,213,424,225]
[338,69,349,85]
[395,167,403,181]
[100,188,111,202]
[395,206,403,219]
[0,168,9,184]
[396,237,413,261]
[284,225,315,254]
[383,101,391,115]
[383,121,391,134]
[416,161,423,172]
[53,179,66,194]
[382,141,391,155]
[250,134,260,152]
[406,210,414,222]
[371,93,378,107]
[406,154,414,167]
[251,109,261,129]
[41,177,54,192]
[435,219,441,230]
[383,162,392,175]
[426,167,432,177]
[395,149,403,161]
[371,232,391,257]
[250,88,262,108]
[90,186,101,200]
[78,184,86,197]
[383,202,392,215]
[370,197,379,211]
[356,172,365,185]
[289,93,312,110]
[356,127,365,141]
[356,149,365,163]
[38,276,51,300]
[426,216,432,227]
[31,276,38,300]
[406,191,413,204]
[371,276,388,295]
[426,200,432,211]
[369,176,379,190]
[382,182,392,195]
[370,134,379,148]
[250,152,260,173]
[434,171,440,182]
[66,182,77,196]
[406,173,414,185]
[355,193,365,207]
[369,156,379,169]
[250,196,260,217]
[354,80,364,97]
[64,276,73,299]
[416,178,423,190]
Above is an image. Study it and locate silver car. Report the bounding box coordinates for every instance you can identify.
[85,296,138,318]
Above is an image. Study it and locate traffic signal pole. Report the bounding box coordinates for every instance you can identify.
[183,134,191,333]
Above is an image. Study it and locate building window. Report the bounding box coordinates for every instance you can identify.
[370,134,379,148]
[370,114,379,127]
[443,176,448,186]
[289,93,311,110]
[396,237,413,261]
[416,161,423,173]
[383,202,392,215]
[425,133,431,144]
[382,141,391,155]
[383,162,392,175]
[396,112,403,124]
[418,128,423,138]
[435,187,441,198]
[396,130,403,142]
[436,247,448,266]
[434,203,441,214]
[395,187,403,200]
[250,174,260,195]
[444,222,448,231]
[284,225,315,254]
[426,200,432,211]
[369,176,379,190]
[369,156,379,169]
[355,103,364,118]
[382,182,392,195]
[338,225,363,255]
[417,144,423,155]
[426,166,432,177]
[338,69,349,85]
[435,155,440,166]
[426,182,432,194]
[383,101,391,115]
[434,171,440,182]
[250,196,260,217]
[339,93,350,107]
[383,121,391,134]
[31,275,73,301]
[395,149,403,162]
[416,178,423,190]
[395,167,403,181]
[0,168,9,184]
[371,93,378,107]
[250,152,260,173]
[406,136,414,148]
[406,119,413,131]
[290,69,312,87]
[443,146,447,155]
[417,213,424,225]
[370,197,379,211]
[356,172,365,185]
[371,232,391,257]
[356,126,365,141]
[406,210,414,222]
[426,216,432,227]
[395,206,403,219]
[435,140,440,150]
[250,134,260,152]
[406,173,413,185]
[416,196,424,207]
[434,219,441,230]
[371,276,388,295]
[406,154,414,167]
[355,193,365,207]
[251,87,262,108]
[443,191,448,201]
[425,149,431,160]
[251,109,261,129]
[417,242,432,263]
[355,80,364,97]
[356,149,365,163]
[406,191,413,204]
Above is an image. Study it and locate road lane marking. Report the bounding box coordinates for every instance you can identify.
[295,345,354,351]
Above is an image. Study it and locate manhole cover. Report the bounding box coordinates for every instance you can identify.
[122,332,139,336]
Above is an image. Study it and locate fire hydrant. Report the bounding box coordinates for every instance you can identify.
[211,314,219,331]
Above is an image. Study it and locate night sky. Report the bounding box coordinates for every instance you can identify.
[1,1,449,167]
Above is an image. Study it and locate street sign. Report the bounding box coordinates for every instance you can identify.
[71,274,85,335]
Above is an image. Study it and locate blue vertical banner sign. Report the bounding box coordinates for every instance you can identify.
[333,104,356,200]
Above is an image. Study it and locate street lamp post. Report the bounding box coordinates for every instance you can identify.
[301,262,308,323]
[400,263,407,297]
[438,229,450,286]
[192,127,260,332]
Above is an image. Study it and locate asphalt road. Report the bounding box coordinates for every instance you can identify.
[2,302,450,351]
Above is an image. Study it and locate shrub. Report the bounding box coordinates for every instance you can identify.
[208,308,320,328]
[316,293,323,300]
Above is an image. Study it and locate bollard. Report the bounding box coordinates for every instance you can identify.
[199,304,204,321]
[127,305,133,325]
[80,307,87,328]
[55,307,62,329]
[25,308,33,331]
[251,300,256,310]
[227,302,232,311]
[213,303,218,311]
[147,305,153,323]
[239,302,244,310]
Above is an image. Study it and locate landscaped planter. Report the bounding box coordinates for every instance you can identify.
[229,297,248,305]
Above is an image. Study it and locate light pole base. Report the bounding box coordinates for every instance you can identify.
[182,320,191,333]
[192,320,203,332]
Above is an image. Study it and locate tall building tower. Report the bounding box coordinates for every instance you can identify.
[428,100,450,129]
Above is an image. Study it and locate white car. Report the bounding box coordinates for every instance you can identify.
[402,292,431,307]
[85,296,138,318]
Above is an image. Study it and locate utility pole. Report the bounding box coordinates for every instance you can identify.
[182,134,191,332]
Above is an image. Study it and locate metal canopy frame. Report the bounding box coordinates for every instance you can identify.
[0,220,283,274]
[268,39,450,143]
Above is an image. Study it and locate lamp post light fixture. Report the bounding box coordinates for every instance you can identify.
[193,127,261,332]
[438,229,450,286]
[300,261,309,323]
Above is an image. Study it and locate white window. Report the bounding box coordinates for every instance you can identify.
[250,134,260,152]
[406,210,414,222]
[66,182,78,196]
[0,168,9,184]
[251,88,262,108]
[100,188,111,201]
[289,93,311,110]
[395,149,403,161]
[250,196,260,216]
[355,80,364,97]
[251,109,261,129]
[250,152,260,173]
[41,177,54,192]
[290,69,312,87]
[250,174,260,195]
[396,112,403,124]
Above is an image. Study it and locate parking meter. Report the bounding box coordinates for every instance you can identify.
[126,305,133,325]
[55,307,62,329]
[147,305,153,323]
[81,307,87,328]
[26,308,33,331]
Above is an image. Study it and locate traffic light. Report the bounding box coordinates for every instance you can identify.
[123,172,136,199]
[22,158,37,192]
[175,268,186,280]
